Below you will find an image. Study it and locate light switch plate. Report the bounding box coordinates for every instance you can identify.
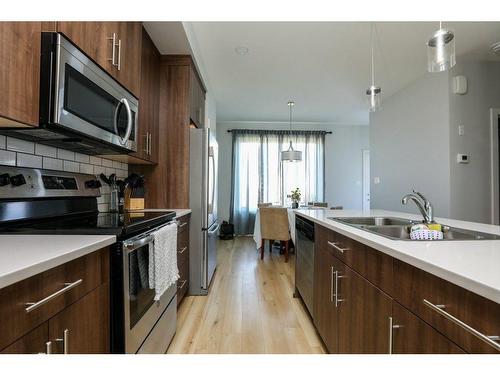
[374,177,380,184]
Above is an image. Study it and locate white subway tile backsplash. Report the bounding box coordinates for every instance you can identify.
[35,144,57,158]
[89,156,102,166]
[116,169,128,178]
[42,157,63,171]
[7,137,34,154]
[75,153,90,164]
[94,165,106,175]
[101,158,113,167]
[105,167,116,176]
[79,163,94,174]
[1,136,128,213]
[57,149,75,161]
[17,153,42,168]
[0,149,16,166]
[63,160,79,172]
[98,203,109,212]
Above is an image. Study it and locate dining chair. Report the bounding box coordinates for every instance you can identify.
[259,207,291,262]
[257,202,272,208]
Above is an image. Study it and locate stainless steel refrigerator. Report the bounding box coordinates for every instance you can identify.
[189,127,219,295]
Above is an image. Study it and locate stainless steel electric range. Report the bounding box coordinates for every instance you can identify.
[0,166,177,354]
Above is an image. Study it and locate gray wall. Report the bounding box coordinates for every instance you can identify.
[449,62,500,223]
[216,121,369,222]
[370,72,452,217]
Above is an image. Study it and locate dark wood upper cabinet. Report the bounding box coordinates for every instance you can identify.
[130,27,160,164]
[0,22,41,127]
[56,22,142,97]
[392,302,465,354]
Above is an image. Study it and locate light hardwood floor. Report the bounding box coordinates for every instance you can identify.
[168,236,326,354]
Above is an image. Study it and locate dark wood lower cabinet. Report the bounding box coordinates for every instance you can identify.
[313,231,339,353]
[48,283,109,354]
[310,221,499,354]
[1,323,49,354]
[0,248,110,354]
[392,302,465,354]
[339,267,393,354]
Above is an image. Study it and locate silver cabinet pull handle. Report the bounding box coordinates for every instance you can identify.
[334,270,346,307]
[25,279,83,313]
[177,280,187,289]
[55,329,70,354]
[108,33,117,67]
[117,39,122,71]
[388,316,393,354]
[148,133,152,155]
[143,133,149,153]
[178,222,187,228]
[330,266,334,303]
[327,241,349,253]
[423,299,500,351]
[45,341,53,354]
[178,246,188,254]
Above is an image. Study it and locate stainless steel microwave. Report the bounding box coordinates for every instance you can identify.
[0,32,138,155]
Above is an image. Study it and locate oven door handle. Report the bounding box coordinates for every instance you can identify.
[124,234,154,252]
[113,98,133,146]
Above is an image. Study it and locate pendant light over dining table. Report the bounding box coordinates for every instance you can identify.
[366,23,381,112]
[281,101,302,162]
[427,21,456,73]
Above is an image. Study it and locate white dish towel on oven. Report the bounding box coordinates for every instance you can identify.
[149,222,179,301]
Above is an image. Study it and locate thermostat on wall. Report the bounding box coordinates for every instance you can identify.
[457,153,469,164]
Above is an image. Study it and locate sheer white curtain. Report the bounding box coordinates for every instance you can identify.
[230,130,325,235]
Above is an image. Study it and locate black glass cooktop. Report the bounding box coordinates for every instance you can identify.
[0,210,176,238]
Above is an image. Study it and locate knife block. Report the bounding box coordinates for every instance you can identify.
[124,188,144,211]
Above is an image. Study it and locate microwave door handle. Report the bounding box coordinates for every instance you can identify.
[113,98,133,145]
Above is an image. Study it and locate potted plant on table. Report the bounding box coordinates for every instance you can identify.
[289,187,301,209]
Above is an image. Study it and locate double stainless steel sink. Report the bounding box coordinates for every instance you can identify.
[328,217,500,241]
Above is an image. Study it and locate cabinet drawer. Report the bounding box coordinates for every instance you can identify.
[393,259,500,353]
[392,302,465,354]
[177,241,189,268]
[315,225,393,294]
[0,248,107,351]
[177,258,189,305]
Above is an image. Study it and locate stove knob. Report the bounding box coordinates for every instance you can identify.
[85,179,102,189]
[10,174,26,187]
[0,173,10,186]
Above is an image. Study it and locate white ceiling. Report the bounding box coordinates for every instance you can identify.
[147,22,500,125]
[143,22,192,54]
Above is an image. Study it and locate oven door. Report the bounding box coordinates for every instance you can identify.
[52,33,138,152]
[122,232,176,353]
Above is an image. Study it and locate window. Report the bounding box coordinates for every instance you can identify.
[230,130,325,234]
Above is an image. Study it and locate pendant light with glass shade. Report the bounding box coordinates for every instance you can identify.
[366,23,381,112]
[281,101,302,162]
[427,21,456,73]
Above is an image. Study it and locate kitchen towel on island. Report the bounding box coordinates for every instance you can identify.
[149,222,179,301]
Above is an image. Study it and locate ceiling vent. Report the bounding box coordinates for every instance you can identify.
[490,42,500,55]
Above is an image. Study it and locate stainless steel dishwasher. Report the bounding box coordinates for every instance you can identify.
[294,215,315,316]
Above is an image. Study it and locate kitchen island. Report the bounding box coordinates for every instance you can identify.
[294,209,500,354]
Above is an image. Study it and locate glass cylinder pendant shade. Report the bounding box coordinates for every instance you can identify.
[366,85,382,112]
[427,28,456,73]
[281,141,302,162]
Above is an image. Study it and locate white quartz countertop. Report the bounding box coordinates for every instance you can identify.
[0,235,116,289]
[127,208,192,219]
[295,209,500,304]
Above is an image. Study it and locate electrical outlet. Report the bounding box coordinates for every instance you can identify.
[458,125,465,136]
